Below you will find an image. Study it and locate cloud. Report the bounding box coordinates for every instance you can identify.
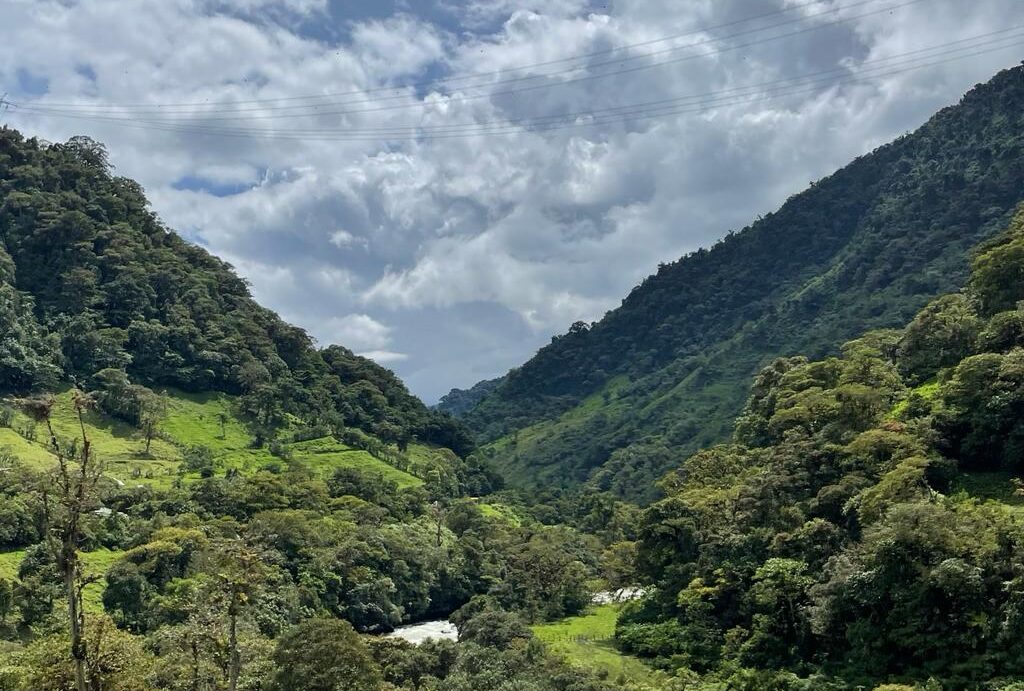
[359,350,409,364]
[320,313,394,351]
[2,0,1022,402]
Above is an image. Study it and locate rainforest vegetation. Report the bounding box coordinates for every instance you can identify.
[448,66,1024,501]
[3,66,1024,691]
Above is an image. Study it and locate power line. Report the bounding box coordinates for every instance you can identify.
[12,0,924,120]
[11,37,1020,142]
[17,0,884,111]
[16,42,1021,141]
[82,28,1024,135]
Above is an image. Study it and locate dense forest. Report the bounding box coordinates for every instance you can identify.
[616,204,1024,689]
[4,63,1024,691]
[455,65,1024,500]
[0,127,645,690]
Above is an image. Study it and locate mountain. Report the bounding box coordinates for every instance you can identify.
[436,377,504,417]
[0,127,473,457]
[460,65,1024,501]
[0,126,646,691]
[622,204,1024,688]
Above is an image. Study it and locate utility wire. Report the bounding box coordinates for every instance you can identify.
[19,0,890,110]
[57,27,1021,135]
[10,37,1020,142]
[12,0,924,119]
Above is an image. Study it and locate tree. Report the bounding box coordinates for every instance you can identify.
[18,391,103,691]
[137,390,168,455]
[270,618,382,691]
[13,615,156,691]
[0,283,61,393]
[199,538,271,691]
[897,294,980,382]
[0,577,13,626]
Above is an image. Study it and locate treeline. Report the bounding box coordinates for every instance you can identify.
[615,206,1024,688]
[460,65,1024,499]
[0,127,471,454]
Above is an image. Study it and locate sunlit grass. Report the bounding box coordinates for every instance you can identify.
[2,388,428,490]
[290,437,422,488]
[532,604,663,685]
[0,428,56,470]
[478,502,523,525]
[0,548,123,614]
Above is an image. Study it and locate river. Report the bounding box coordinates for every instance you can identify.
[386,619,459,644]
[386,588,646,645]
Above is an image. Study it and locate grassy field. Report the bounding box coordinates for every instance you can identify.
[289,437,421,488]
[0,548,124,613]
[532,604,664,686]
[0,428,57,468]
[1,388,424,490]
[478,502,523,525]
[0,550,26,581]
[6,388,181,489]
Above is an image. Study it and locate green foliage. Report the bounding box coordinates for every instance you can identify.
[532,604,663,686]
[934,349,1024,470]
[971,206,1024,315]
[897,294,980,383]
[621,204,1024,687]
[0,118,615,691]
[0,127,471,456]
[460,66,1024,499]
[436,377,503,417]
[270,618,383,691]
[1,615,155,691]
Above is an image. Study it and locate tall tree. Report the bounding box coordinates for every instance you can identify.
[18,391,103,691]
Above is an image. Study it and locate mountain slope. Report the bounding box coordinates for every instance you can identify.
[436,376,504,417]
[463,66,1024,500]
[0,127,473,459]
[622,204,1024,687]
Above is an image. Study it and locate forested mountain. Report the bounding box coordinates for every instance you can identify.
[461,66,1024,500]
[436,377,504,417]
[0,127,470,456]
[0,128,646,690]
[619,204,1024,688]
[5,60,1024,691]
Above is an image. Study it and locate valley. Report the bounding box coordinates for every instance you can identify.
[1,50,1024,691]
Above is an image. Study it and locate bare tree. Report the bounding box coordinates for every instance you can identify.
[18,391,103,691]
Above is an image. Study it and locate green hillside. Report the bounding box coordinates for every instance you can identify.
[0,126,631,691]
[0,124,473,460]
[618,204,1024,687]
[462,65,1024,500]
[0,388,423,490]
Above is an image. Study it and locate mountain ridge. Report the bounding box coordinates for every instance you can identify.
[459,65,1024,500]
[0,127,474,458]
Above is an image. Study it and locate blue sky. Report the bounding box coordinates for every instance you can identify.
[2,0,1023,402]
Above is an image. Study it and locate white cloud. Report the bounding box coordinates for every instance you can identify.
[2,0,1022,401]
[329,229,361,247]
[359,350,409,364]
[320,313,394,351]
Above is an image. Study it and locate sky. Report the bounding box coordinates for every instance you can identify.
[1,0,1023,402]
